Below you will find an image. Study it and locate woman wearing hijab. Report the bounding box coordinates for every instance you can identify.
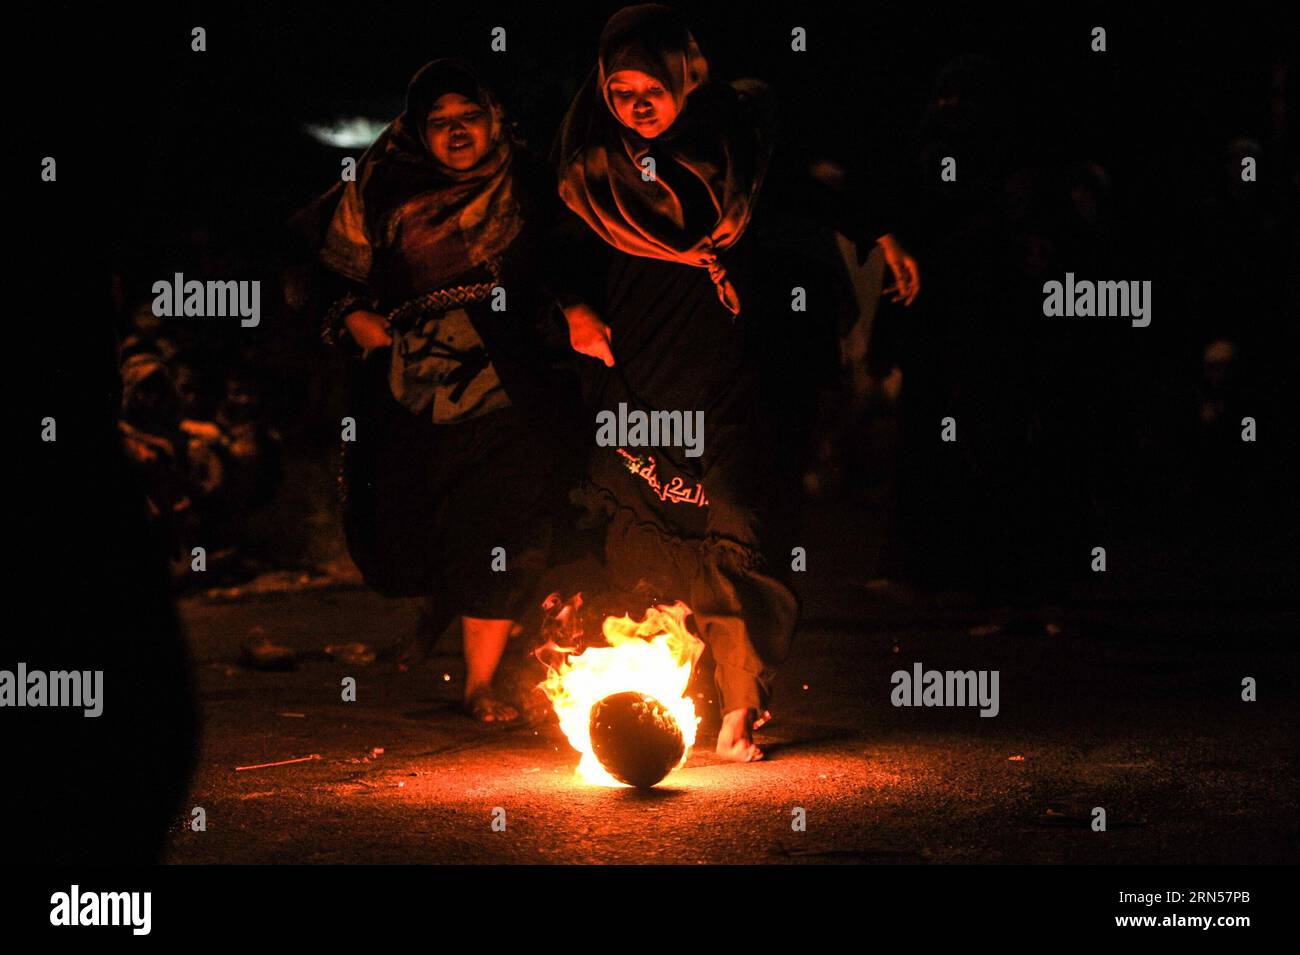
[553,4,783,762]
[313,59,566,722]
[553,5,919,760]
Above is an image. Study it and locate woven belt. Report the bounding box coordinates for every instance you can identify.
[320,260,501,349]
[388,274,499,329]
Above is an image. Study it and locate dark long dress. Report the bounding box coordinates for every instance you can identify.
[323,153,569,626]
[561,216,800,714]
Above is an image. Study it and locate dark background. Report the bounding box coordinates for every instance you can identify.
[25,3,1297,459]
[50,1,1294,591]
[11,1,1298,867]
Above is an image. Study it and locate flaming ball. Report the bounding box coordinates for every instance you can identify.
[589,691,685,788]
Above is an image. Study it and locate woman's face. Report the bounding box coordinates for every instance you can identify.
[606,69,678,138]
[425,93,493,170]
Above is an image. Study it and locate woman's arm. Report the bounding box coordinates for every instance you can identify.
[319,271,391,356]
[876,233,921,306]
[312,174,396,354]
[538,195,616,366]
[790,157,921,307]
[562,300,615,367]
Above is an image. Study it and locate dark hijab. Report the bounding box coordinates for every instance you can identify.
[555,4,773,315]
[318,59,524,292]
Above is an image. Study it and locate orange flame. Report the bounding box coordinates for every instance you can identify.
[537,601,704,786]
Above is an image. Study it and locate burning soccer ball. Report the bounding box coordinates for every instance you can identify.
[536,599,703,787]
[589,691,685,788]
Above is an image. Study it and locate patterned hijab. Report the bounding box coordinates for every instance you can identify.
[555,4,773,315]
[319,59,523,293]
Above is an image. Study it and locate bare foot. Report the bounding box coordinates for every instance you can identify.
[716,707,764,762]
[464,686,519,723]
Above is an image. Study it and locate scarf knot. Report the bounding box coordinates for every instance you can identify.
[555,4,771,318]
[699,248,740,315]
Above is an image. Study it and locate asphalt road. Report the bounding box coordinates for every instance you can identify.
[163,585,1298,864]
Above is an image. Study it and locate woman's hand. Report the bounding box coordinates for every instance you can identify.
[877,234,921,306]
[344,309,394,351]
[563,301,615,367]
